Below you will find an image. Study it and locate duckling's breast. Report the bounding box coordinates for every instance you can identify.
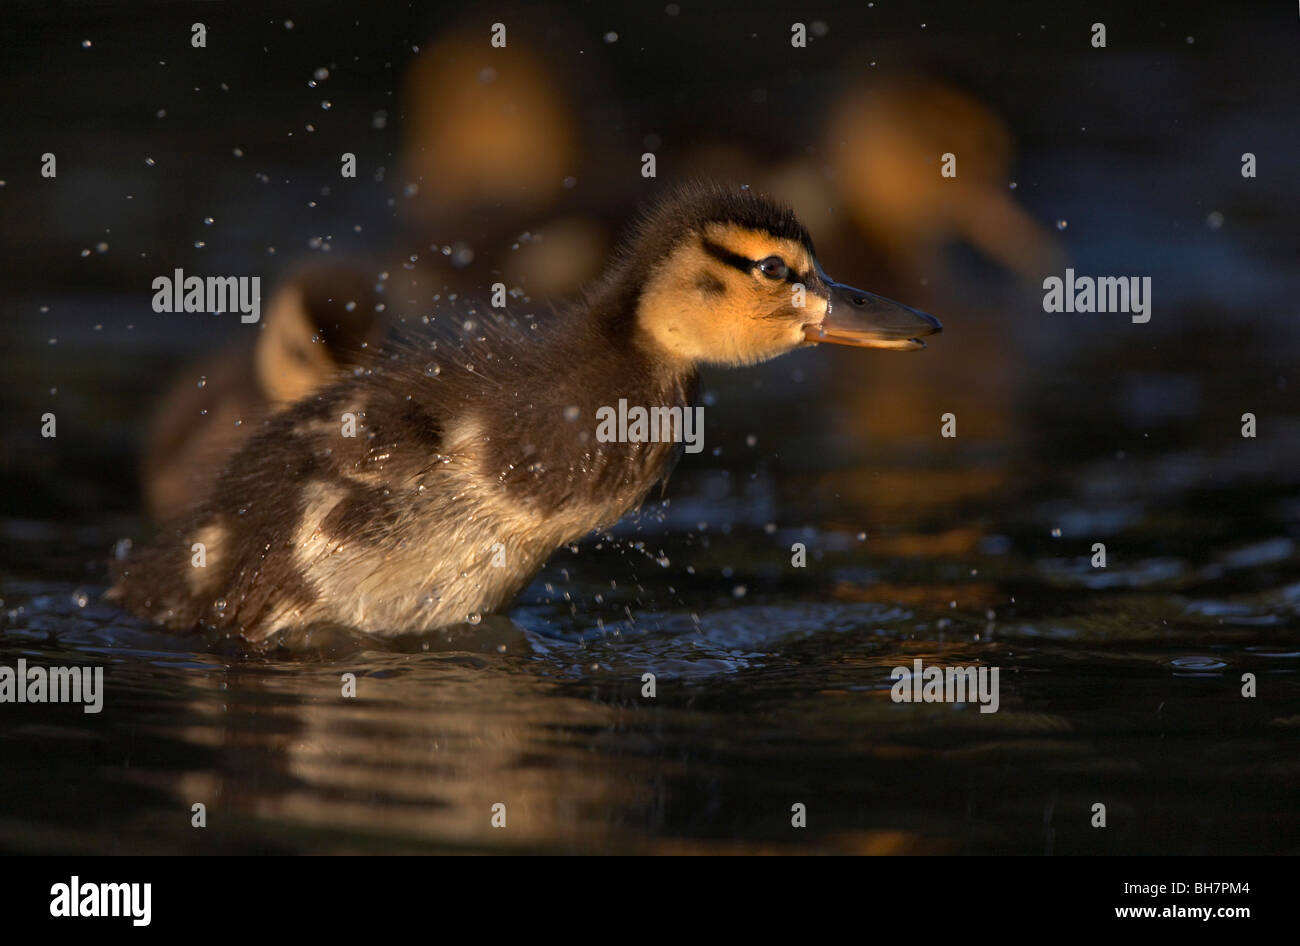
[282,410,658,633]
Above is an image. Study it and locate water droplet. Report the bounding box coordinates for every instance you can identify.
[320,100,332,110]
[467,612,482,625]
[196,376,206,388]
[424,362,441,377]
[213,598,227,612]
[450,242,474,267]
[1055,219,1068,231]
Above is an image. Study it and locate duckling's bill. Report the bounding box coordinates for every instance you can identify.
[805,280,943,351]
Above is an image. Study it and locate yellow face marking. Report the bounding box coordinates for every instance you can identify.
[636,225,826,367]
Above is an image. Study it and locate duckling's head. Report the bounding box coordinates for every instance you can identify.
[604,182,941,368]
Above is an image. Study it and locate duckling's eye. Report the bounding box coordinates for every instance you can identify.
[758,256,788,280]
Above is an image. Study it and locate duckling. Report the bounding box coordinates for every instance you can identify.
[108,183,941,644]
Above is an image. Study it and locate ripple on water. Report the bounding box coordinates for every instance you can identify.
[1168,655,1229,676]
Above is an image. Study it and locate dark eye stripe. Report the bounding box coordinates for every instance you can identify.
[701,239,754,274]
[702,239,810,286]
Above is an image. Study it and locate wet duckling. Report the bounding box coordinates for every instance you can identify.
[108,183,941,644]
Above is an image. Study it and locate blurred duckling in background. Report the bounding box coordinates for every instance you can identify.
[394,21,609,304]
[143,261,383,524]
[400,25,577,229]
[823,75,1062,288]
[818,75,1061,450]
[110,184,940,644]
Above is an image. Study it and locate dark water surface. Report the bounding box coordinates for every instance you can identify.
[4,394,1300,854]
[2,2,1299,854]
